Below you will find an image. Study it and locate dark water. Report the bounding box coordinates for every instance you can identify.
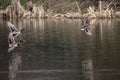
[0,18,120,80]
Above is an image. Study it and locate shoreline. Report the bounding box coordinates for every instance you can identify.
[0,0,120,19]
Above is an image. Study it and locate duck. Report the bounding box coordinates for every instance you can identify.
[7,21,25,52]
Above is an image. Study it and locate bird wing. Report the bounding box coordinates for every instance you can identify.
[7,22,17,32]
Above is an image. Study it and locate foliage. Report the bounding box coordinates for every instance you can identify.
[0,0,11,9]
[20,0,30,6]
[0,0,119,12]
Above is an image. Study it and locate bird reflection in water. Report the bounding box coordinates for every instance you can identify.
[82,59,94,80]
[9,52,21,80]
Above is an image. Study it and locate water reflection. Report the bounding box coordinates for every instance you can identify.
[82,59,94,80]
[0,19,120,80]
[9,52,21,80]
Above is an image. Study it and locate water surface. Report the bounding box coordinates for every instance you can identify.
[0,19,120,80]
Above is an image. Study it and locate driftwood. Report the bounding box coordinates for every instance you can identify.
[52,1,118,19]
[83,6,96,19]
[0,0,119,19]
[7,0,25,18]
[115,12,120,18]
[0,0,45,18]
[52,13,64,19]
[65,12,82,18]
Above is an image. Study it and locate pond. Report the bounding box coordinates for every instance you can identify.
[0,18,120,80]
